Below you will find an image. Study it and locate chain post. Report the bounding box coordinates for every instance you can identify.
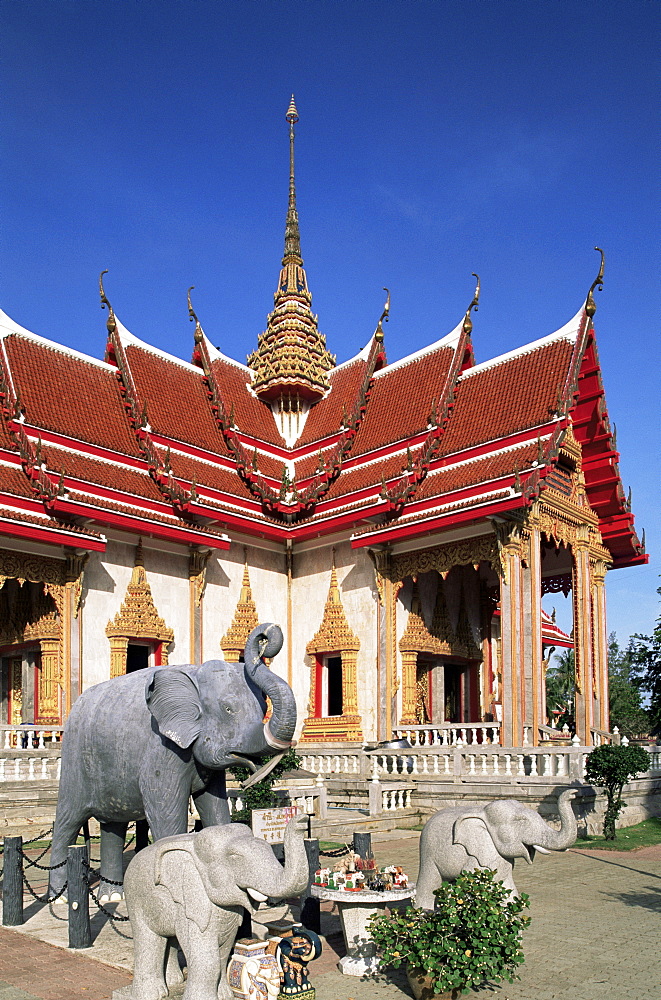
[67,844,92,948]
[2,837,24,926]
[299,838,320,934]
[352,832,372,860]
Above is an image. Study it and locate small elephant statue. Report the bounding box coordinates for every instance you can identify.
[123,814,310,1000]
[416,787,577,906]
[48,622,296,900]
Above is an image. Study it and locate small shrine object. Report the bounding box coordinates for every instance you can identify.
[313,851,408,893]
[277,927,322,998]
[228,924,322,1000]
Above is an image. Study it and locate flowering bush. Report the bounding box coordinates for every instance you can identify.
[369,869,530,995]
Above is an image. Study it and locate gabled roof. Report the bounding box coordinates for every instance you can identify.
[0,281,646,567]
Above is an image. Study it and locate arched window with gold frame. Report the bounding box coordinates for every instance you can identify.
[106,544,173,678]
[301,556,362,743]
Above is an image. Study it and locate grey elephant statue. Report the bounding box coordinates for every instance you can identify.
[416,787,577,906]
[48,623,295,900]
[122,814,310,1000]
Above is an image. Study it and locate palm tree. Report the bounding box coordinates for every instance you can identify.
[546,648,575,730]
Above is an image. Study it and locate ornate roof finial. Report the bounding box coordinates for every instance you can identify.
[247,98,335,404]
[99,270,116,335]
[585,247,605,317]
[463,273,480,335]
[283,95,301,265]
[187,286,204,343]
[375,288,390,343]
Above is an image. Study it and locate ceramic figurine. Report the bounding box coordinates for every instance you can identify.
[277,927,322,998]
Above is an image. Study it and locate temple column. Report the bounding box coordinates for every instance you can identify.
[189,547,210,664]
[592,559,610,732]
[522,528,543,746]
[371,547,392,742]
[399,650,418,726]
[65,554,87,713]
[497,524,525,747]
[572,529,594,745]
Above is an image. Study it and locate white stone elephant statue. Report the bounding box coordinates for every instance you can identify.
[416,788,577,906]
[122,814,310,1000]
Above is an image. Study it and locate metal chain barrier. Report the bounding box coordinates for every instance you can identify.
[83,870,130,922]
[22,827,53,847]
[20,869,68,903]
[19,848,66,872]
[319,845,350,857]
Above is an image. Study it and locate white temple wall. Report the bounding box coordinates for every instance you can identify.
[291,541,379,741]
[81,541,132,689]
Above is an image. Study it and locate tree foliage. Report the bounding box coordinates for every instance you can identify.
[546,648,575,730]
[629,586,661,734]
[585,744,651,840]
[226,748,301,823]
[607,633,650,739]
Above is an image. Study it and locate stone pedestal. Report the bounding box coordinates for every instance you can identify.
[311,884,413,976]
[112,988,185,1000]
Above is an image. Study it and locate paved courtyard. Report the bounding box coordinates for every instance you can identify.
[1,833,660,999]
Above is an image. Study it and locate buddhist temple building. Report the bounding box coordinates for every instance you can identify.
[0,98,646,749]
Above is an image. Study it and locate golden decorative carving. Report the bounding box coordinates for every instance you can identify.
[0,549,64,587]
[221,552,260,662]
[9,656,22,725]
[391,535,500,584]
[65,552,89,617]
[302,555,362,742]
[189,546,211,608]
[106,543,174,678]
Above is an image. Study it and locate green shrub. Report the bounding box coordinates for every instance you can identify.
[369,869,530,995]
[585,743,651,840]
[226,748,301,824]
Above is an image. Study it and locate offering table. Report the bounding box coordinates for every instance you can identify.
[311,884,414,976]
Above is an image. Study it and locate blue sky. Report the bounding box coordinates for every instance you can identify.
[2,0,659,642]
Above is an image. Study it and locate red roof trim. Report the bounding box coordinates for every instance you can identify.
[0,517,107,551]
[351,495,525,548]
[47,498,230,549]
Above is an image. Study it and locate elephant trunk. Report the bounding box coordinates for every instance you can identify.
[256,815,310,899]
[534,789,578,851]
[244,623,297,750]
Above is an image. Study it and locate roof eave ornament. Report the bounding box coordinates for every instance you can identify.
[99,270,116,335]
[585,247,605,318]
[375,288,390,343]
[462,273,480,335]
[187,286,204,344]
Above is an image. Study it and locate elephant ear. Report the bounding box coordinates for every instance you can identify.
[159,849,212,933]
[452,815,495,868]
[146,667,202,749]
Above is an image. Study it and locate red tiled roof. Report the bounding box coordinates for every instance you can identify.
[165,451,262,504]
[351,345,456,456]
[414,443,538,501]
[210,357,284,446]
[0,462,39,499]
[124,345,231,456]
[439,339,574,457]
[5,335,141,457]
[41,445,165,504]
[297,356,370,446]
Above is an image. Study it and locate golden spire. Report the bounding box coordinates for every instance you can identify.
[248,97,335,404]
[284,95,301,264]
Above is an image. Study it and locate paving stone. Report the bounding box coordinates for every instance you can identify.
[2,836,660,999]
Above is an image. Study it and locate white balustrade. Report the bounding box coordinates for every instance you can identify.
[393,723,501,747]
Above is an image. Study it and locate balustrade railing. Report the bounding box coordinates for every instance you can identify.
[0,752,61,783]
[1,726,64,750]
[393,723,501,746]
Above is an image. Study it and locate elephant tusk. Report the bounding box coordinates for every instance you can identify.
[226,753,258,772]
[532,844,551,854]
[241,750,287,788]
[246,887,269,903]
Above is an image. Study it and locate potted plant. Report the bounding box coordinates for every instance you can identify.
[369,869,530,999]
